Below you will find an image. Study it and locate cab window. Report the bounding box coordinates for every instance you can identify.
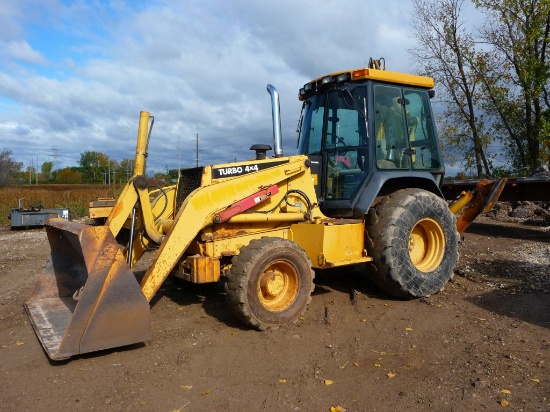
[404,89,441,169]
[324,87,368,200]
[374,85,441,170]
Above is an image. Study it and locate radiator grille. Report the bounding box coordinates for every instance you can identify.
[176,167,204,211]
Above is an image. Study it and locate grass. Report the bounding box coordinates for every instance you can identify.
[0,184,121,226]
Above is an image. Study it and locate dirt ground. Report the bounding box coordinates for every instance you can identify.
[0,216,548,412]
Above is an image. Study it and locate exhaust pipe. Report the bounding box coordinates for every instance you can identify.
[266,84,283,157]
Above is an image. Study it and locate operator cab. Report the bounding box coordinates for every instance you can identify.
[297,63,444,217]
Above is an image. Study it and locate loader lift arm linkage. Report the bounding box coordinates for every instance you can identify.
[26,65,506,361]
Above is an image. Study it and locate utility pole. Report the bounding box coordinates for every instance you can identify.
[178,136,181,172]
[195,133,199,167]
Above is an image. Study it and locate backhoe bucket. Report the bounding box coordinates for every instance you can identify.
[25,219,151,360]
[449,178,507,234]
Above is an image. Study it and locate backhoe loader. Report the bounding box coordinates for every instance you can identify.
[25,59,505,360]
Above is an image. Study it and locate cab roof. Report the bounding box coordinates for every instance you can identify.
[299,67,434,100]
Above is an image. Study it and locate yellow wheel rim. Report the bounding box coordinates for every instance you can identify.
[258,261,299,312]
[408,218,445,272]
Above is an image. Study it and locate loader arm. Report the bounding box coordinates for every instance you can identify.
[104,177,139,237]
[139,155,316,301]
[105,111,166,244]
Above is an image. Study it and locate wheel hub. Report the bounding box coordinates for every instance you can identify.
[257,261,299,312]
[260,271,285,297]
[409,218,445,272]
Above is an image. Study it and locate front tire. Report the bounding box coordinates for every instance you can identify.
[365,188,459,298]
[225,237,315,330]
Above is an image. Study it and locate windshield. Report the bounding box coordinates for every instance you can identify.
[298,86,367,155]
[298,86,369,200]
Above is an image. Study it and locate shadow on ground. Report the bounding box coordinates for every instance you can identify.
[465,221,550,242]
[466,287,550,329]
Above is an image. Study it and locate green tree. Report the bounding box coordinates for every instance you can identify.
[41,161,53,182]
[79,151,109,182]
[119,158,134,181]
[165,166,179,183]
[0,149,23,187]
[410,0,493,177]
[473,0,550,174]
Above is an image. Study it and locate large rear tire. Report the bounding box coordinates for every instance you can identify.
[225,237,315,330]
[365,188,459,298]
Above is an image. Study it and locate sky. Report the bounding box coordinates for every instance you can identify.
[0,0,456,175]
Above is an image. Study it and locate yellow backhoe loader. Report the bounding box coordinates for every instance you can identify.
[25,60,505,360]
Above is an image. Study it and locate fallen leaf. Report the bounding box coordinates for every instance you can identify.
[178,307,185,311]
[405,327,413,331]
[353,362,360,367]
[360,318,368,322]
[230,332,239,336]
[530,378,540,383]
[501,389,511,395]
[181,385,193,390]
[500,399,509,407]
[478,318,486,321]
[279,379,287,383]
[201,390,210,395]
[15,341,24,346]
[374,364,381,368]
[171,401,190,412]
[386,372,396,379]
[324,379,334,386]
[330,406,345,412]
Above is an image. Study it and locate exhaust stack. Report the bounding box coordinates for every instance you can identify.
[266,84,283,157]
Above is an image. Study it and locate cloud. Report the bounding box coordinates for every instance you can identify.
[0,40,47,65]
[0,0,418,173]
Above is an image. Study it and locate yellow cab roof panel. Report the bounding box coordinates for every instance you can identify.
[310,68,435,89]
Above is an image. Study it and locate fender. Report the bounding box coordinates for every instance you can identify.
[352,171,443,216]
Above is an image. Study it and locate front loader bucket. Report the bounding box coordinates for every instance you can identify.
[25,219,151,360]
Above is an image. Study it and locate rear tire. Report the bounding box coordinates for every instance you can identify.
[225,238,315,330]
[365,188,459,298]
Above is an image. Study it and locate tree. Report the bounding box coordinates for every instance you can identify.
[119,158,134,181]
[473,0,550,174]
[0,149,23,187]
[410,0,493,177]
[41,161,53,181]
[165,166,179,183]
[79,151,109,182]
[55,167,83,184]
